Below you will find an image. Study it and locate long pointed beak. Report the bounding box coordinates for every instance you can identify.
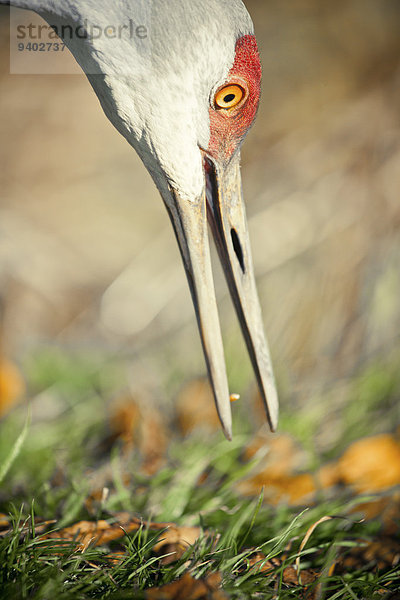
[164,153,278,439]
[164,190,233,440]
[205,154,278,432]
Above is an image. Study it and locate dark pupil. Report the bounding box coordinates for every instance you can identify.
[223,93,235,103]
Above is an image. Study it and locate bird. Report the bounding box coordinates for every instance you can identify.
[1,0,278,440]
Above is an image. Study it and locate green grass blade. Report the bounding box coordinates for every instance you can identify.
[0,412,29,485]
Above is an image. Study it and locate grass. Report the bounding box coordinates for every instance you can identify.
[0,347,400,599]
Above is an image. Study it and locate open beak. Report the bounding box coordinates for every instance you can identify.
[164,153,278,439]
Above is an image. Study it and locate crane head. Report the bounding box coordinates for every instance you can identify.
[38,0,279,438]
[139,26,277,440]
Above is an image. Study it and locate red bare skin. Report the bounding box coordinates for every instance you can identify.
[207,35,262,166]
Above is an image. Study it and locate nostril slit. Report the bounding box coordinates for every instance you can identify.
[231,228,245,273]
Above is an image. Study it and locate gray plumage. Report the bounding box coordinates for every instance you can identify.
[3,0,253,199]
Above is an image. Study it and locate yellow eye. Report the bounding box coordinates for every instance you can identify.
[214,84,245,110]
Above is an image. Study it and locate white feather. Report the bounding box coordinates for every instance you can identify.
[2,0,254,200]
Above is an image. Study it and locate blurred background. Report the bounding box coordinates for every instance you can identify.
[0,0,399,436]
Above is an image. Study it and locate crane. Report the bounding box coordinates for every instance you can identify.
[1,0,278,440]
